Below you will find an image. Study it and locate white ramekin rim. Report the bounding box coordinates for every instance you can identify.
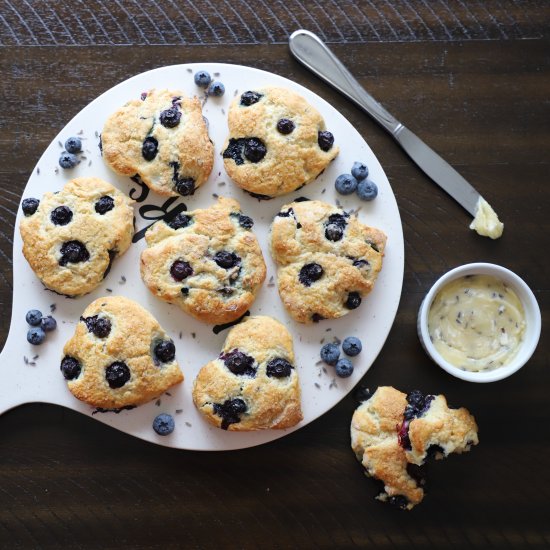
[417,263,541,383]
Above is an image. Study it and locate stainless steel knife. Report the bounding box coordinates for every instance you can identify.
[288,29,483,218]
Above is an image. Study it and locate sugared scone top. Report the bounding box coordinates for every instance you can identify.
[101,89,214,197]
[19,177,134,297]
[140,196,266,325]
[60,296,183,410]
[222,87,339,198]
[270,199,386,324]
[192,315,302,431]
[351,386,479,510]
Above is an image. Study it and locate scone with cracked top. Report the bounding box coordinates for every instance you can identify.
[270,199,386,323]
[20,177,134,297]
[351,386,478,510]
[222,87,339,198]
[140,196,266,325]
[60,296,184,409]
[192,316,302,431]
[101,89,214,197]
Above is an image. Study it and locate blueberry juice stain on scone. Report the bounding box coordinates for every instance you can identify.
[19,177,134,297]
[192,316,303,431]
[222,87,339,198]
[101,89,214,197]
[270,199,387,324]
[140,196,266,325]
[60,296,184,410]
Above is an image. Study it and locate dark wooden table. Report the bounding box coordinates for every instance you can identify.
[1,2,549,548]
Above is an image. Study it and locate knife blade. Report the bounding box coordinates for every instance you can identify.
[288,29,482,217]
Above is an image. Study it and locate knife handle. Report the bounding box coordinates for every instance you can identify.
[289,29,401,135]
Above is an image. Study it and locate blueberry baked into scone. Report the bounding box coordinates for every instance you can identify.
[222,87,339,198]
[270,199,386,323]
[192,316,302,430]
[350,386,478,510]
[20,177,134,297]
[140,196,266,324]
[60,296,184,409]
[101,89,214,197]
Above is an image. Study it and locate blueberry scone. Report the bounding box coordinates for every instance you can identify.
[192,316,302,430]
[140,196,266,324]
[351,387,478,510]
[60,296,184,409]
[222,87,339,198]
[270,199,386,323]
[101,89,214,197]
[20,177,134,297]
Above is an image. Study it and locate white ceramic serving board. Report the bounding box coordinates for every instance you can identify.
[1,63,404,450]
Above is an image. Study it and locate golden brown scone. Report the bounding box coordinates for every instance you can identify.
[222,87,339,198]
[406,394,479,466]
[19,177,134,297]
[351,387,479,510]
[270,199,386,323]
[60,296,183,409]
[192,316,302,431]
[140,196,266,325]
[101,89,214,197]
[351,387,425,510]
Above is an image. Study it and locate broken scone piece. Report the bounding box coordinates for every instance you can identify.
[351,386,478,510]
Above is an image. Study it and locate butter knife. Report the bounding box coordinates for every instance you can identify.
[289,29,497,226]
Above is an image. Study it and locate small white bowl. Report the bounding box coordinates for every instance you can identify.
[417,263,541,382]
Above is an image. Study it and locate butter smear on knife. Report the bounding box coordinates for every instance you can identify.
[469,197,504,239]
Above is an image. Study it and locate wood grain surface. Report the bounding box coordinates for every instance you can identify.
[1,2,550,548]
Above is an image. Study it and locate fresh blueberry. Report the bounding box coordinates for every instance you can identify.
[335,358,354,378]
[357,179,378,201]
[238,214,253,229]
[160,107,181,128]
[64,137,82,154]
[60,356,81,380]
[167,213,192,230]
[59,240,90,266]
[50,205,73,226]
[142,136,159,161]
[22,198,39,216]
[170,260,193,281]
[266,358,293,378]
[208,81,225,97]
[244,137,266,163]
[277,118,295,134]
[41,316,57,332]
[153,413,175,436]
[344,292,362,310]
[240,91,263,106]
[221,349,255,376]
[81,315,111,338]
[59,152,78,169]
[320,343,340,366]
[351,162,369,181]
[298,263,323,286]
[105,361,131,389]
[154,340,176,363]
[342,336,362,357]
[26,309,43,326]
[94,196,115,215]
[214,251,240,269]
[194,70,211,88]
[318,131,334,152]
[27,327,45,345]
[335,174,358,195]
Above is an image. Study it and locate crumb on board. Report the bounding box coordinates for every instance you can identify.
[50,304,56,312]
[191,332,196,339]
[179,331,182,339]
[119,275,126,285]
[314,383,321,389]
[106,288,112,293]
[185,421,192,427]
[176,409,183,414]
[155,399,161,406]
